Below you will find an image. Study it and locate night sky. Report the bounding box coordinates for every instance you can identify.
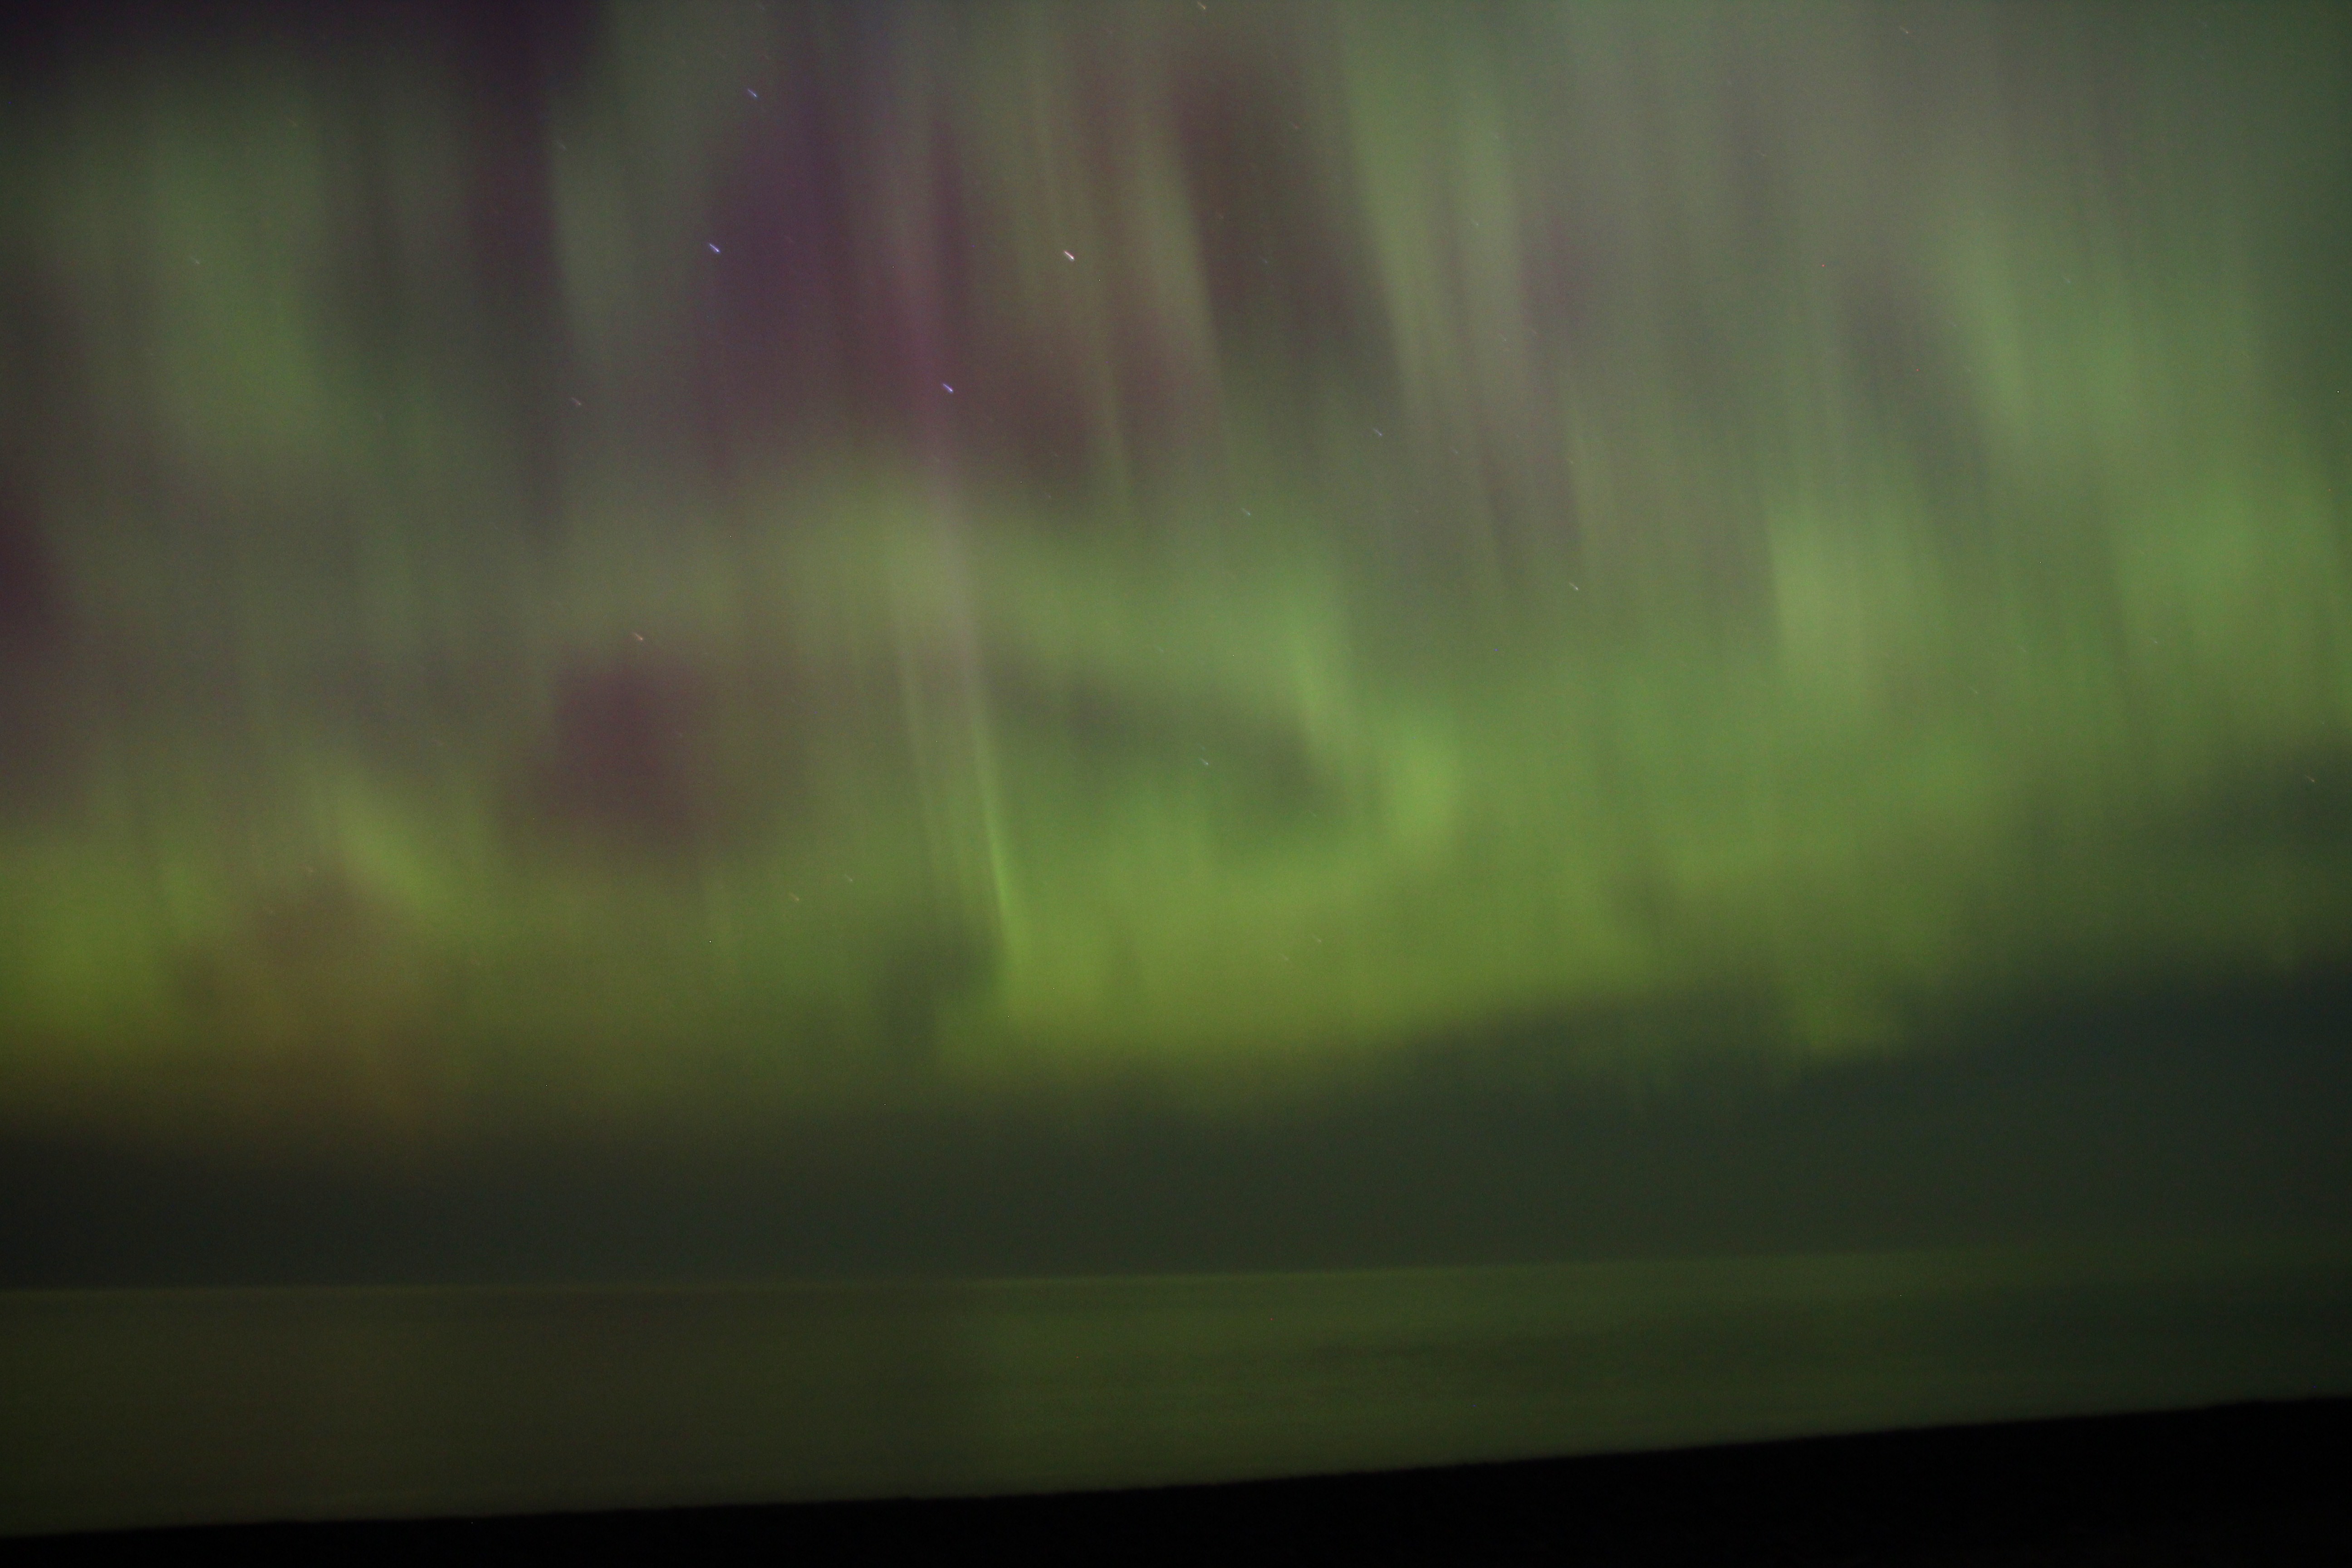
[2,1,2349,1285]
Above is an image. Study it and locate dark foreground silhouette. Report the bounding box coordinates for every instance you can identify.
[28,1397,2347,1567]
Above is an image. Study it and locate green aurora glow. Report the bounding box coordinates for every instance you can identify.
[1,2,2347,1147]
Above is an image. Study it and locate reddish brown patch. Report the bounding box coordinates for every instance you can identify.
[173,869,466,1137]
[535,654,717,844]
[518,649,815,856]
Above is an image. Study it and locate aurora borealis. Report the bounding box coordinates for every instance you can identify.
[1,0,2348,1175]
